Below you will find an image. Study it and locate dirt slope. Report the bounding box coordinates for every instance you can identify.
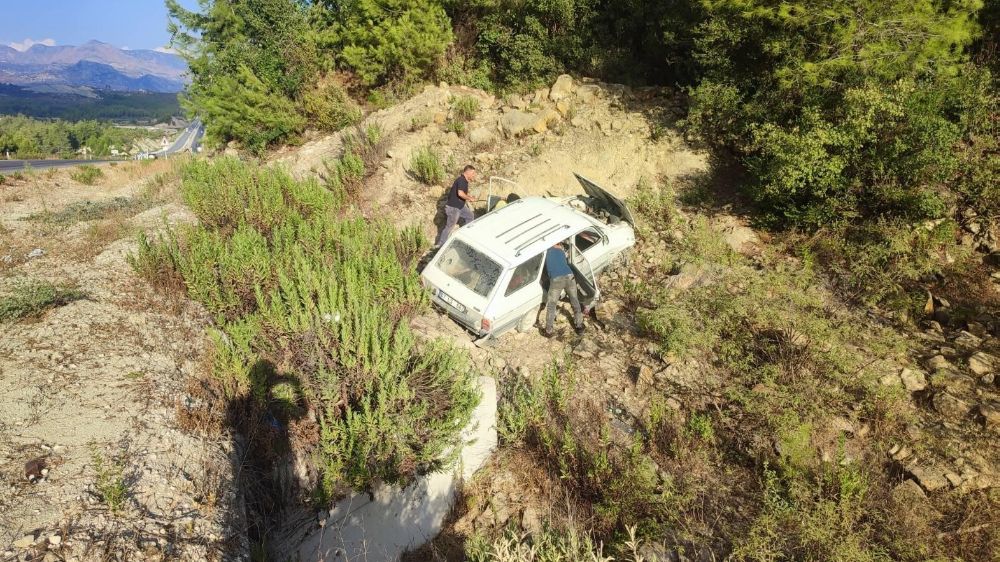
[0,163,246,561]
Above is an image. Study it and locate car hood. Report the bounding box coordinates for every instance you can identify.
[573,173,634,225]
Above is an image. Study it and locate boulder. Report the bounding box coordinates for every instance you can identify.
[533,108,561,133]
[954,331,983,349]
[721,224,759,254]
[968,352,997,375]
[549,74,575,101]
[500,111,538,137]
[532,88,549,105]
[908,465,950,492]
[469,127,497,148]
[576,84,601,102]
[932,391,972,421]
[508,95,528,110]
[900,368,928,392]
[556,99,573,116]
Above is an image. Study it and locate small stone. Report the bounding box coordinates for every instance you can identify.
[26,248,45,259]
[908,465,950,492]
[48,535,61,546]
[900,368,928,392]
[925,355,951,371]
[469,127,497,147]
[979,403,1000,429]
[14,535,35,549]
[945,472,963,487]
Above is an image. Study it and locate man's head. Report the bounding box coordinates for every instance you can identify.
[462,164,477,182]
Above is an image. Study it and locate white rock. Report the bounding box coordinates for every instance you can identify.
[13,535,35,549]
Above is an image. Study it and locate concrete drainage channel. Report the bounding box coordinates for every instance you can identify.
[243,376,498,561]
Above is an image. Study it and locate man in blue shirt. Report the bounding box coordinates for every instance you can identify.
[544,242,584,337]
[435,165,477,247]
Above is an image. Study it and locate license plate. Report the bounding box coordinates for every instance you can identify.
[436,289,467,313]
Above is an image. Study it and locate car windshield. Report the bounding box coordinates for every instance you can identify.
[436,240,502,297]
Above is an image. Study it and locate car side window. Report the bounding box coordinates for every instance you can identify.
[575,228,602,253]
[505,253,544,296]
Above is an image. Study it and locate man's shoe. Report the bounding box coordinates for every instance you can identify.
[574,324,585,335]
[542,328,554,338]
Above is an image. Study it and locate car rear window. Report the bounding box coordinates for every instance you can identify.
[436,240,502,297]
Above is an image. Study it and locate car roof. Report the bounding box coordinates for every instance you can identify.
[456,197,595,266]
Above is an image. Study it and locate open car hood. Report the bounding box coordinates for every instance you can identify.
[573,173,634,226]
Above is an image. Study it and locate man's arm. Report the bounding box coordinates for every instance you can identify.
[459,188,475,202]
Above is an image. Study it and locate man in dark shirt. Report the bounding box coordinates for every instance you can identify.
[544,242,584,337]
[435,165,477,247]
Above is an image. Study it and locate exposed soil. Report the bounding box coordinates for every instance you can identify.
[0,162,246,561]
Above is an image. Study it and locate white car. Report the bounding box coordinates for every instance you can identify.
[421,173,635,339]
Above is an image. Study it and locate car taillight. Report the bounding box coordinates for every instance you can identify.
[481,318,492,332]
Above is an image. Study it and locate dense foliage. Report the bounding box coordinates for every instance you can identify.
[0,85,181,123]
[0,115,158,159]
[130,158,479,494]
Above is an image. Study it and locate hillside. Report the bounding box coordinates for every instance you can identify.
[2,76,997,561]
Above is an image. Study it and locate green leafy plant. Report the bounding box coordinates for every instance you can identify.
[0,279,87,323]
[91,447,128,514]
[410,146,445,185]
[451,95,480,121]
[129,158,478,495]
[70,165,104,185]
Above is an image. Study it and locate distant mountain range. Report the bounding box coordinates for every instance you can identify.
[0,40,187,94]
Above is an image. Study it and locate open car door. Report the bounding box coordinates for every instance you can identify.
[569,247,600,312]
[573,173,634,226]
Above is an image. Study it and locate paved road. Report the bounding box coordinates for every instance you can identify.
[153,119,203,157]
[0,159,109,174]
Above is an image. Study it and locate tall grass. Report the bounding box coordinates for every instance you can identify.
[129,158,478,494]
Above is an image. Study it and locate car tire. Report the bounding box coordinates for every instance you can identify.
[516,308,537,333]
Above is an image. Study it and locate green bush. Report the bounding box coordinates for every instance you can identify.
[451,95,480,121]
[91,447,128,515]
[302,78,363,132]
[410,146,445,185]
[71,165,104,185]
[0,279,87,323]
[130,158,478,494]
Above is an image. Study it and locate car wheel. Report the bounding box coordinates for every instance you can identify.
[516,308,537,333]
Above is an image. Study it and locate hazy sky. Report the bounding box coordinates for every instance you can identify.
[1,0,201,52]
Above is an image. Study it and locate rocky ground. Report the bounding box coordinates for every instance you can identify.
[0,162,246,561]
